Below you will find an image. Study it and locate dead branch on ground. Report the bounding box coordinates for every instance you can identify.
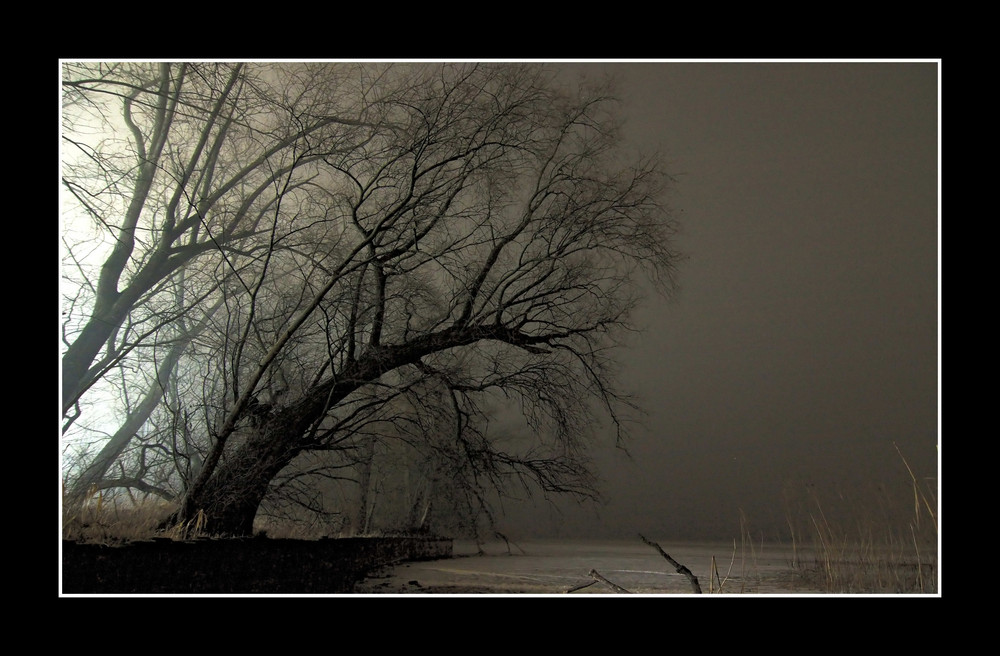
[588,569,633,593]
[565,579,598,593]
[639,533,703,594]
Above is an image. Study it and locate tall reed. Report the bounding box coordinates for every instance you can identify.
[785,445,937,594]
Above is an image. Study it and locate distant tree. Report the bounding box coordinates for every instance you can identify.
[61,62,680,537]
[63,295,234,512]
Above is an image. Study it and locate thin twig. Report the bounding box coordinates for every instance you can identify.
[495,531,527,555]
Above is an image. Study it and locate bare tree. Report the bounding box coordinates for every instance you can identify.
[60,62,377,416]
[63,292,226,507]
[61,62,382,503]
[62,62,680,538]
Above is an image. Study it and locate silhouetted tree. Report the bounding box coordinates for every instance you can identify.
[61,62,381,504]
[62,62,680,537]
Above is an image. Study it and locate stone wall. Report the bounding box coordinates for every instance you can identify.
[61,536,453,594]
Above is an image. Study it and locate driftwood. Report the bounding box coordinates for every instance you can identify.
[564,535,704,594]
[565,579,598,593]
[588,569,633,593]
[639,533,703,594]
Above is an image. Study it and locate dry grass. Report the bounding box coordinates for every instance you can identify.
[785,446,938,594]
[705,511,765,593]
[62,488,202,544]
[62,489,346,543]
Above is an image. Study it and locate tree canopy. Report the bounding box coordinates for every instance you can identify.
[61,62,680,538]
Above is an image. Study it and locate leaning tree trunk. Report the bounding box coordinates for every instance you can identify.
[174,324,529,536]
[67,335,189,507]
[178,413,307,536]
[174,357,385,535]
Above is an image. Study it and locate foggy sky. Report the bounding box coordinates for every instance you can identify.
[501,61,939,541]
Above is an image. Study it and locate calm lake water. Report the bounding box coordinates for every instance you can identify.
[354,537,915,595]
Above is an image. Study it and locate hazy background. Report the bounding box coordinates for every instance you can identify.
[499,61,939,541]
